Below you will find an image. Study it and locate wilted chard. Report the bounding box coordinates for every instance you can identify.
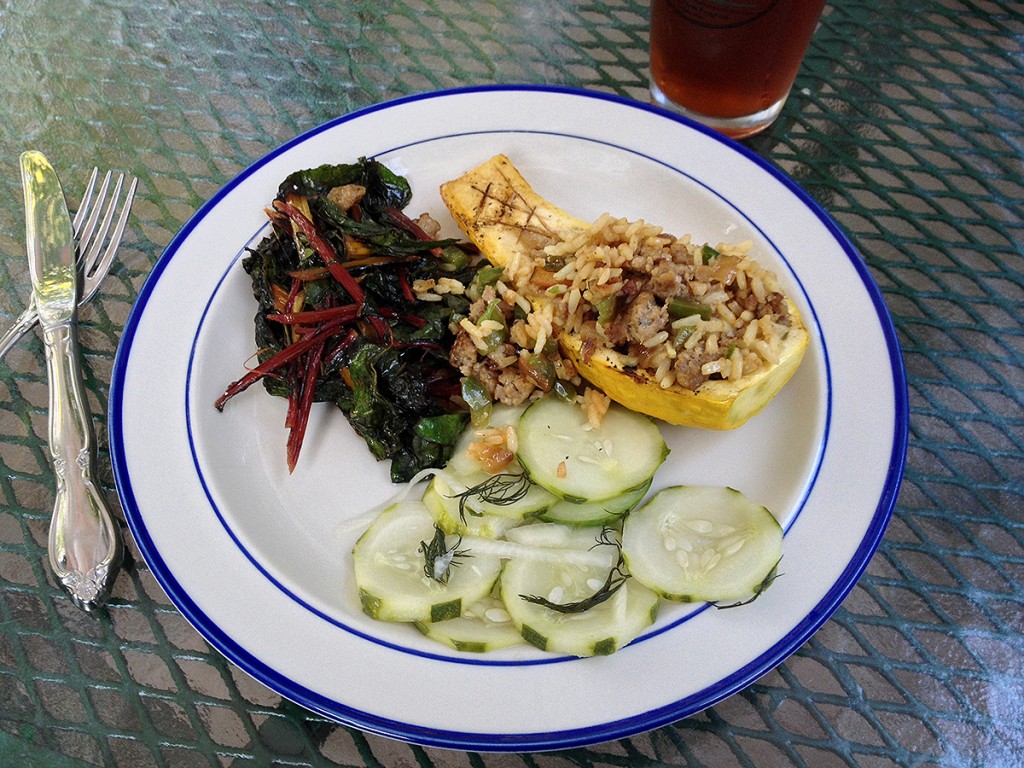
[215,158,483,481]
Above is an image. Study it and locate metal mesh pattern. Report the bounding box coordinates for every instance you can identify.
[0,0,1021,765]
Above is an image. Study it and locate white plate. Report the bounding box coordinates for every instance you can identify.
[110,86,907,751]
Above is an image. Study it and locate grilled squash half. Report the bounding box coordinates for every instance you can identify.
[440,154,808,429]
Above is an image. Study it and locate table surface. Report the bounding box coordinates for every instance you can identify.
[1,1,1021,766]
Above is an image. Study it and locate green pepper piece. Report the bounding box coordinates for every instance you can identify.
[439,245,469,271]
[673,326,695,348]
[668,298,712,321]
[701,244,720,264]
[522,353,555,391]
[553,379,577,402]
[596,295,617,325]
[478,300,508,354]
[469,265,504,298]
[461,376,492,427]
[544,254,566,271]
[414,413,468,445]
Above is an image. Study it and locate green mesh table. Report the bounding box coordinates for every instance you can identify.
[0,1,1021,765]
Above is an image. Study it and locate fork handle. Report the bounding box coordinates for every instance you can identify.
[0,303,40,360]
[41,319,122,610]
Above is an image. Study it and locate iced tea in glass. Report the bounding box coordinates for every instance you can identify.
[649,0,825,139]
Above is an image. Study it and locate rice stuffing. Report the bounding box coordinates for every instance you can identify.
[448,213,794,416]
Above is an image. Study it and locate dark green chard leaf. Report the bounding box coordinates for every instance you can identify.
[414,413,466,445]
[301,277,334,308]
[402,304,458,343]
[278,158,412,215]
[339,344,407,459]
[277,160,368,201]
[363,158,413,213]
[358,268,411,308]
[391,429,461,484]
[335,340,466,482]
[242,232,290,313]
[377,347,439,412]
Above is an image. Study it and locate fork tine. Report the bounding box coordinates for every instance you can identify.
[71,167,100,239]
[107,177,137,253]
[79,176,137,304]
[76,170,113,259]
[81,173,125,274]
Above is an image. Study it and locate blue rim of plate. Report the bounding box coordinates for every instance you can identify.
[109,84,909,751]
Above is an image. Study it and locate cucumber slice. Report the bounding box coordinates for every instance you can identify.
[515,397,668,503]
[352,502,502,622]
[414,595,525,653]
[445,404,525,478]
[499,553,659,657]
[540,480,651,526]
[621,486,783,603]
[422,477,521,538]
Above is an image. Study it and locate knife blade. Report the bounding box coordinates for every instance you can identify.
[23,152,77,321]
[21,150,122,610]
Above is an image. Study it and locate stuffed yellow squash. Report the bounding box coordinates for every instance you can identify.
[440,154,808,429]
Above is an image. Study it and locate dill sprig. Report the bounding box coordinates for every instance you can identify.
[519,529,628,614]
[419,525,468,584]
[448,472,532,523]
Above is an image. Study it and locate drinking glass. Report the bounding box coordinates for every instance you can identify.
[649,0,826,139]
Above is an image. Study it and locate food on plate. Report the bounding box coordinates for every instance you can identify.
[352,397,782,657]
[214,158,488,481]
[413,595,526,653]
[440,154,809,429]
[215,156,792,656]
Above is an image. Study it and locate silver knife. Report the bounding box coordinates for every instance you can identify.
[22,150,122,610]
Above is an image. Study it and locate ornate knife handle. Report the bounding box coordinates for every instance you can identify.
[42,320,122,610]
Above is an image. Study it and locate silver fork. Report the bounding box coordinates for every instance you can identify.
[0,168,138,359]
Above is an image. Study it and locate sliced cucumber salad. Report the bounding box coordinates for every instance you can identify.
[351,396,785,657]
